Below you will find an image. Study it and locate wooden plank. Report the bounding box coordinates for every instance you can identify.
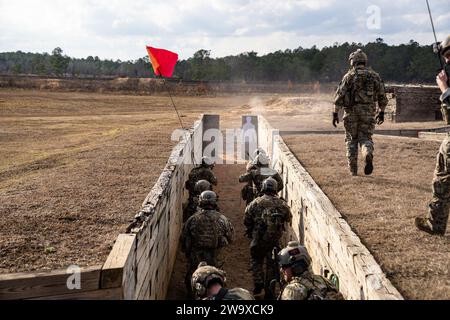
[101,234,136,289]
[122,240,137,300]
[29,287,122,300]
[0,265,101,300]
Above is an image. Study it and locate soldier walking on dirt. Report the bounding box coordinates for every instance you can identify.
[333,49,388,176]
[277,242,344,300]
[244,178,292,299]
[191,262,255,300]
[185,156,217,203]
[239,153,283,205]
[416,35,450,236]
[181,191,234,298]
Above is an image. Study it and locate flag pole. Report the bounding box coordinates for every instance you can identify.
[157,68,185,130]
[157,68,197,166]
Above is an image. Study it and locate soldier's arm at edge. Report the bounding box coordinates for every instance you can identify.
[441,88,450,108]
[334,75,350,113]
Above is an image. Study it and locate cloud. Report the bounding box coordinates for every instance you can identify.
[0,0,448,60]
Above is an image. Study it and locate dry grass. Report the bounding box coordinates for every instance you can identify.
[284,134,450,300]
[0,89,254,273]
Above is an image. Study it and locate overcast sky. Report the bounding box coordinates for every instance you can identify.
[0,0,449,60]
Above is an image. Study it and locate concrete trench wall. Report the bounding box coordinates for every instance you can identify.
[258,116,403,300]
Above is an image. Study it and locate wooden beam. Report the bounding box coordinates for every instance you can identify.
[101,234,136,289]
[28,287,122,300]
[0,265,101,300]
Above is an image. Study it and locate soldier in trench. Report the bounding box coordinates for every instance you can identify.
[276,241,344,300]
[185,156,217,206]
[190,262,255,300]
[183,179,213,221]
[239,153,284,205]
[244,177,292,299]
[181,191,234,298]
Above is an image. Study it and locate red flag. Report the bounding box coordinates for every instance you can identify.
[146,46,178,78]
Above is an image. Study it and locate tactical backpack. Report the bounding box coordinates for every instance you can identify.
[261,207,286,240]
[350,68,375,105]
[297,274,343,300]
[192,212,220,249]
[241,183,255,202]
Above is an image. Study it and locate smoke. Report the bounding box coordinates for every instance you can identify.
[249,96,266,115]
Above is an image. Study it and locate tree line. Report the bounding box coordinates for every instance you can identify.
[0,39,442,84]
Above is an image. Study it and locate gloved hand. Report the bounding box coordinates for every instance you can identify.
[375,111,385,125]
[332,112,339,127]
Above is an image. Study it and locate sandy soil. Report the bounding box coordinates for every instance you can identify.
[283,134,450,300]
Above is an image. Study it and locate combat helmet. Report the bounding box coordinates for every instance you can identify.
[191,262,226,299]
[254,147,267,158]
[194,180,212,195]
[261,177,278,194]
[202,156,215,168]
[349,49,368,66]
[440,35,450,57]
[198,190,218,208]
[278,241,312,276]
[255,154,270,167]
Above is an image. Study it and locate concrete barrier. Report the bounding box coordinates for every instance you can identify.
[258,116,403,300]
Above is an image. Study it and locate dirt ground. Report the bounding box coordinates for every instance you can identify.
[166,164,254,300]
[0,89,254,273]
[283,134,450,300]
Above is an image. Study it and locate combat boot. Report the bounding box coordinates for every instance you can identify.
[364,154,374,176]
[415,217,445,236]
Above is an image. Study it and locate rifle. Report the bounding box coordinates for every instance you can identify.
[426,0,450,86]
[268,246,282,299]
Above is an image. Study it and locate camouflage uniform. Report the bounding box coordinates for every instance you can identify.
[334,50,388,175]
[183,180,213,221]
[191,263,255,300]
[280,272,344,300]
[416,36,450,236]
[239,167,284,204]
[185,166,217,201]
[244,194,292,295]
[181,208,234,295]
[277,241,344,300]
[205,288,255,300]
